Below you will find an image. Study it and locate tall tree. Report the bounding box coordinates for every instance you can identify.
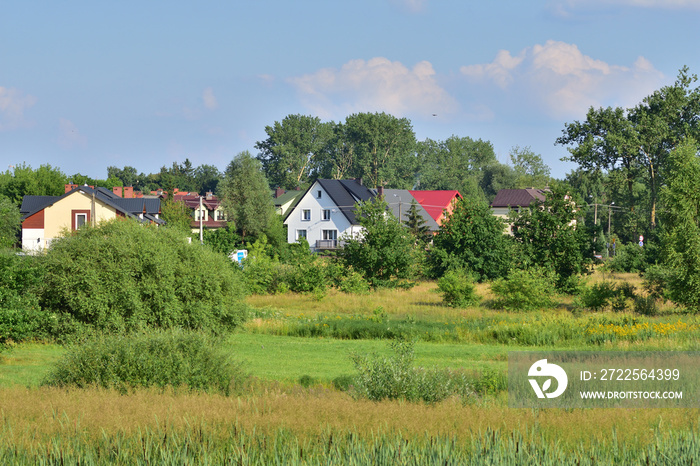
[219,151,276,240]
[0,196,20,248]
[343,112,417,189]
[255,114,333,189]
[658,138,700,310]
[557,66,700,230]
[403,199,431,244]
[0,163,67,205]
[417,136,497,198]
[509,145,551,189]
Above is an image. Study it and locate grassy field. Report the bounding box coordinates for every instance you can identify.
[2,271,699,463]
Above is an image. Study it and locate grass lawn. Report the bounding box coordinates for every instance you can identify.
[0,343,66,388]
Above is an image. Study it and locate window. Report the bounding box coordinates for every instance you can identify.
[322,229,337,240]
[296,229,307,240]
[71,210,90,230]
[302,209,311,221]
[195,209,206,221]
[322,209,331,221]
[75,213,87,229]
[317,190,322,199]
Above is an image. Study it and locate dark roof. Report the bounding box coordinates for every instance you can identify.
[316,179,375,224]
[20,195,60,215]
[21,186,161,221]
[490,189,546,208]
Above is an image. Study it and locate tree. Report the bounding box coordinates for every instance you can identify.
[107,166,139,188]
[417,136,497,199]
[160,197,194,235]
[219,151,276,240]
[510,182,593,289]
[193,164,222,194]
[0,197,20,248]
[343,112,417,189]
[557,67,700,230]
[658,139,700,310]
[255,114,333,189]
[340,198,418,286]
[0,163,67,204]
[429,197,512,281]
[509,145,551,189]
[403,199,431,244]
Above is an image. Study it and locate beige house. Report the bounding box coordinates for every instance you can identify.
[490,188,547,235]
[21,185,163,252]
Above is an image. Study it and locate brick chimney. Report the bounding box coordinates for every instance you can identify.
[123,186,134,198]
[65,183,79,193]
[274,187,285,198]
[377,186,384,198]
[112,187,123,197]
[206,191,214,200]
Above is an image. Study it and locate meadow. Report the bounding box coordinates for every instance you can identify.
[2,271,700,463]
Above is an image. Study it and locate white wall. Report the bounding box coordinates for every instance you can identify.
[22,228,45,253]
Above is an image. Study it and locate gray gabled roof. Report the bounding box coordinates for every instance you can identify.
[383,189,440,231]
[490,188,546,208]
[20,195,60,215]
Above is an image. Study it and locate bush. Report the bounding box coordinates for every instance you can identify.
[577,281,638,312]
[349,340,472,403]
[41,330,246,395]
[490,268,555,311]
[606,242,647,273]
[436,270,480,308]
[40,219,248,333]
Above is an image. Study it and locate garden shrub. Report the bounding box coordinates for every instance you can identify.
[40,219,248,333]
[490,268,555,311]
[349,340,472,403]
[577,281,638,312]
[41,330,246,395]
[606,242,647,273]
[436,270,480,308]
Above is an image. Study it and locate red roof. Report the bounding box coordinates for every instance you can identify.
[409,190,462,222]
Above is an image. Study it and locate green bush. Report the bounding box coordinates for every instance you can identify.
[490,268,555,311]
[40,219,248,333]
[577,281,638,312]
[436,270,480,308]
[349,340,472,403]
[41,330,246,395]
[606,242,647,273]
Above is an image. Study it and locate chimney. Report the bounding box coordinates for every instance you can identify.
[124,186,134,198]
[112,187,123,197]
[206,191,214,200]
[377,186,384,198]
[274,187,285,198]
[65,183,79,193]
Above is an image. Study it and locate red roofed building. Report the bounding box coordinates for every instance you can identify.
[408,190,462,226]
[175,192,227,231]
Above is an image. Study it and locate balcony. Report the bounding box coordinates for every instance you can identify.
[315,239,344,250]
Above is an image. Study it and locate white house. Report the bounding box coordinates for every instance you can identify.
[284,179,375,251]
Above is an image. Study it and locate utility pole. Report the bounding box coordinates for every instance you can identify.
[199,195,204,244]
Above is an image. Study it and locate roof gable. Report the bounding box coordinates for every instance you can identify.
[409,190,462,222]
[317,179,375,225]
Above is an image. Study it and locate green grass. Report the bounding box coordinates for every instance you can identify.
[0,343,65,388]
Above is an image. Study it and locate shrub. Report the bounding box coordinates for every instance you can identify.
[634,295,658,316]
[606,242,647,273]
[490,268,555,311]
[436,270,480,308]
[349,340,472,403]
[40,219,248,333]
[41,330,246,395]
[577,281,638,312]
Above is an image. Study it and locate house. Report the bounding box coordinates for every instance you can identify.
[383,189,439,232]
[20,184,163,252]
[284,179,374,251]
[490,188,547,234]
[174,192,227,232]
[284,180,456,251]
[408,190,462,226]
[272,188,304,216]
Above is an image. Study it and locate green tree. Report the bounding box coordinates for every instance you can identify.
[0,197,21,249]
[107,166,139,188]
[343,112,417,189]
[0,163,68,204]
[255,114,333,189]
[429,197,512,281]
[403,199,431,244]
[510,183,593,290]
[340,198,418,286]
[658,139,700,310]
[219,151,276,240]
[417,136,497,199]
[193,164,222,194]
[557,67,700,230]
[509,145,551,189]
[160,197,194,235]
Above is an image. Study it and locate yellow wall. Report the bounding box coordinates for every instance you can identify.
[44,190,118,238]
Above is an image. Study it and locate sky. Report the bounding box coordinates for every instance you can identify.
[2,0,700,182]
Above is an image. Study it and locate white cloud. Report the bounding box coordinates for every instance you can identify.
[57,118,87,149]
[288,57,458,119]
[461,40,665,119]
[0,86,37,131]
[203,87,218,110]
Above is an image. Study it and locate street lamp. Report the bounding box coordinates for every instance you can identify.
[393,193,403,221]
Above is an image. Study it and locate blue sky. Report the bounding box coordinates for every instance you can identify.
[2,0,699,181]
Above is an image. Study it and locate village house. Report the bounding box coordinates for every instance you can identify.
[20,184,163,252]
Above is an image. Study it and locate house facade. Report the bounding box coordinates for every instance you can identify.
[490,188,547,234]
[284,179,374,251]
[20,185,163,252]
[175,192,227,232]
